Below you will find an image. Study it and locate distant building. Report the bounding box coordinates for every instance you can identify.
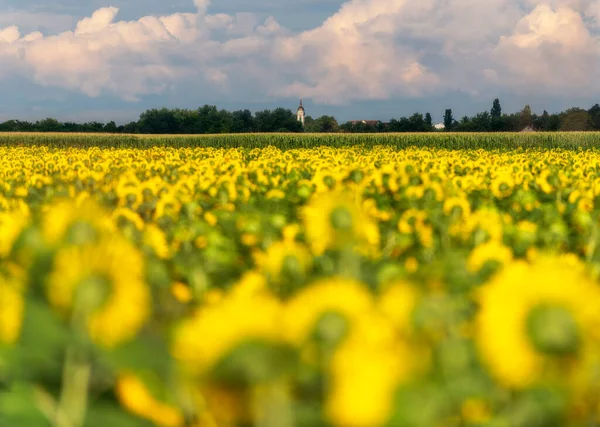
[520,125,536,133]
[434,123,445,130]
[297,100,305,126]
[350,120,381,126]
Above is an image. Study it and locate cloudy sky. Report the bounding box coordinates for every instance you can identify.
[1,0,600,124]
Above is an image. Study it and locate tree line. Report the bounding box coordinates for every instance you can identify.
[1,99,600,134]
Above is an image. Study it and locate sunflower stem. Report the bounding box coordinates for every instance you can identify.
[56,346,91,427]
[55,283,96,427]
[339,247,360,281]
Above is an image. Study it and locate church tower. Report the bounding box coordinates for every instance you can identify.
[296,99,305,126]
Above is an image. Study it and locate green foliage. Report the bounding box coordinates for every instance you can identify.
[560,108,592,131]
[444,109,455,131]
[2,131,600,150]
[2,99,600,134]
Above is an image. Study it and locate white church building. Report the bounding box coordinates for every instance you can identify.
[297,100,305,126]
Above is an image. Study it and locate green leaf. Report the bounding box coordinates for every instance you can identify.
[13,300,70,385]
[0,382,50,427]
[85,402,153,427]
[211,340,297,387]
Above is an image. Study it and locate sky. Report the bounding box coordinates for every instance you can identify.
[1,0,600,124]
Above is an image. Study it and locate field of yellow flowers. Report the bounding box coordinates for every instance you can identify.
[2,139,600,426]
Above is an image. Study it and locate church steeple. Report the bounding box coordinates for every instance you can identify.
[296,99,305,126]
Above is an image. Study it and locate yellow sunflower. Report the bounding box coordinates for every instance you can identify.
[46,236,150,348]
[326,311,411,427]
[116,372,184,427]
[302,190,380,257]
[253,239,312,286]
[0,265,27,345]
[171,290,282,374]
[41,199,115,246]
[476,255,600,389]
[0,208,30,258]
[467,240,514,273]
[282,277,373,345]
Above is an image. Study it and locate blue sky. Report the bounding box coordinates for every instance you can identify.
[1,0,600,124]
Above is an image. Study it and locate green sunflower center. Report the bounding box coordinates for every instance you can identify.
[526,305,580,356]
[313,311,349,347]
[330,207,353,231]
[76,275,111,313]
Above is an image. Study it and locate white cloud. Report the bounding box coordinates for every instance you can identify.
[75,7,119,35]
[491,4,600,95]
[0,0,600,105]
[0,25,19,42]
[270,0,441,103]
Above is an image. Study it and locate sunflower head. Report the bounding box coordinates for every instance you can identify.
[476,255,600,389]
[253,239,312,295]
[46,235,150,348]
[0,265,27,346]
[41,199,115,247]
[282,277,373,346]
[302,190,380,257]
[0,208,30,259]
[171,289,282,375]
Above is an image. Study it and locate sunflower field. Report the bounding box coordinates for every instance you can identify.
[2,136,600,427]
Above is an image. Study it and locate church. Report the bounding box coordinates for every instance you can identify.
[296,100,305,126]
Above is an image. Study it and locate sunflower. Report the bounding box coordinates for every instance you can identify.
[253,238,312,289]
[41,199,115,246]
[46,235,150,348]
[377,281,419,336]
[116,372,184,427]
[282,277,373,346]
[171,289,282,374]
[467,240,513,273]
[0,265,27,345]
[302,190,380,257]
[490,171,515,199]
[0,209,29,258]
[443,196,472,219]
[143,224,170,259]
[475,255,600,389]
[326,311,411,427]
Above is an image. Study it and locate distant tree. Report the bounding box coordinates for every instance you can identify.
[306,115,339,133]
[455,116,472,132]
[122,121,139,134]
[6,98,600,135]
[491,98,502,118]
[588,104,600,130]
[0,120,19,132]
[490,99,503,131]
[84,121,105,133]
[519,105,533,129]
[471,111,491,132]
[303,116,316,132]
[424,112,433,130]
[443,109,454,131]
[339,121,353,133]
[560,108,591,131]
[407,113,428,132]
[341,121,380,133]
[197,105,224,134]
[231,110,255,133]
[532,110,559,132]
[255,108,302,133]
[534,110,551,131]
[138,108,180,134]
[548,114,561,131]
[37,118,62,132]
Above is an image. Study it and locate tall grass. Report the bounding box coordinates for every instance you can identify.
[1,132,600,150]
